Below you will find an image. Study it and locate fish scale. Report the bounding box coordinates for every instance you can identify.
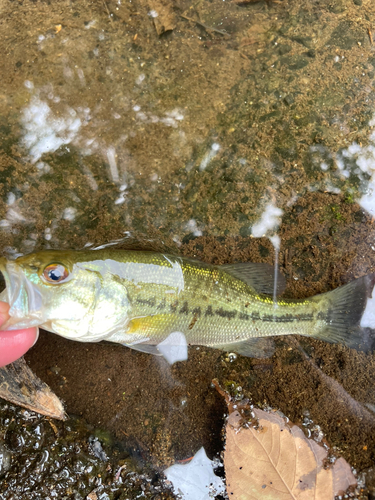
[126,259,317,346]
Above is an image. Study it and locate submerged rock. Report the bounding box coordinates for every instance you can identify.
[0,399,176,499]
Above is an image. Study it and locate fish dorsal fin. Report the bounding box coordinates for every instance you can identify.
[214,337,275,358]
[220,262,286,295]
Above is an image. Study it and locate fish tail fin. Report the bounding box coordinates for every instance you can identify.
[309,273,375,349]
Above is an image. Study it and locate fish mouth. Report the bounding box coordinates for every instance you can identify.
[0,259,43,330]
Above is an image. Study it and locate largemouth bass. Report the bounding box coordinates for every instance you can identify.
[0,250,373,358]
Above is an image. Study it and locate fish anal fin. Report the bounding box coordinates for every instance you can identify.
[221,262,286,295]
[213,337,275,358]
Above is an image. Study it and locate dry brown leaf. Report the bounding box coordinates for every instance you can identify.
[0,357,66,420]
[224,408,356,500]
[147,0,176,35]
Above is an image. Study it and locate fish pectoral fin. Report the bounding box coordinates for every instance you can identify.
[220,262,286,295]
[124,331,189,361]
[127,314,173,335]
[123,343,163,356]
[213,337,275,358]
[120,315,176,356]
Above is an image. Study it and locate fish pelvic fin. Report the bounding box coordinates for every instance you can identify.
[122,343,163,356]
[310,273,375,349]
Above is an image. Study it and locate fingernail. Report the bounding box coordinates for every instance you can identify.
[32,328,39,347]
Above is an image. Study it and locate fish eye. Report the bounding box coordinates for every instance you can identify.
[42,264,69,284]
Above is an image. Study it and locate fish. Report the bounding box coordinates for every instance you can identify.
[0,249,374,359]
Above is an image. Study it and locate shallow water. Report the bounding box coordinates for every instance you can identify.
[1,0,375,497]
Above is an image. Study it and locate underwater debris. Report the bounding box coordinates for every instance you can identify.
[148,0,176,35]
[164,446,225,500]
[0,357,65,420]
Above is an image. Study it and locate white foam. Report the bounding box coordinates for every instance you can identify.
[252,205,283,309]
[165,108,184,121]
[160,117,177,127]
[199,143,221,171]
[132,106,183,128]
[85,20,97,29]
[81,164,98,191]
[269,234,281,251]
[21,96,82,163]
[0,199,31,229]
[164,447,225,500]
[251,203,283,238]
[184,219,202,237]
[157,331,188,364]
[106,146,119,183]
[7,208,28,224]
[360,285,375,328]
[268,234,281,308]
[359,181,375,215]
[336,117,375,215]
[44,228,52,241]
[36,161,51,173]
[114,193,126,205]
[62,207,77,221]
[76,68,86,86]
[63,66,74,80]
[24,80,34,90]
[7,193,16,206]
